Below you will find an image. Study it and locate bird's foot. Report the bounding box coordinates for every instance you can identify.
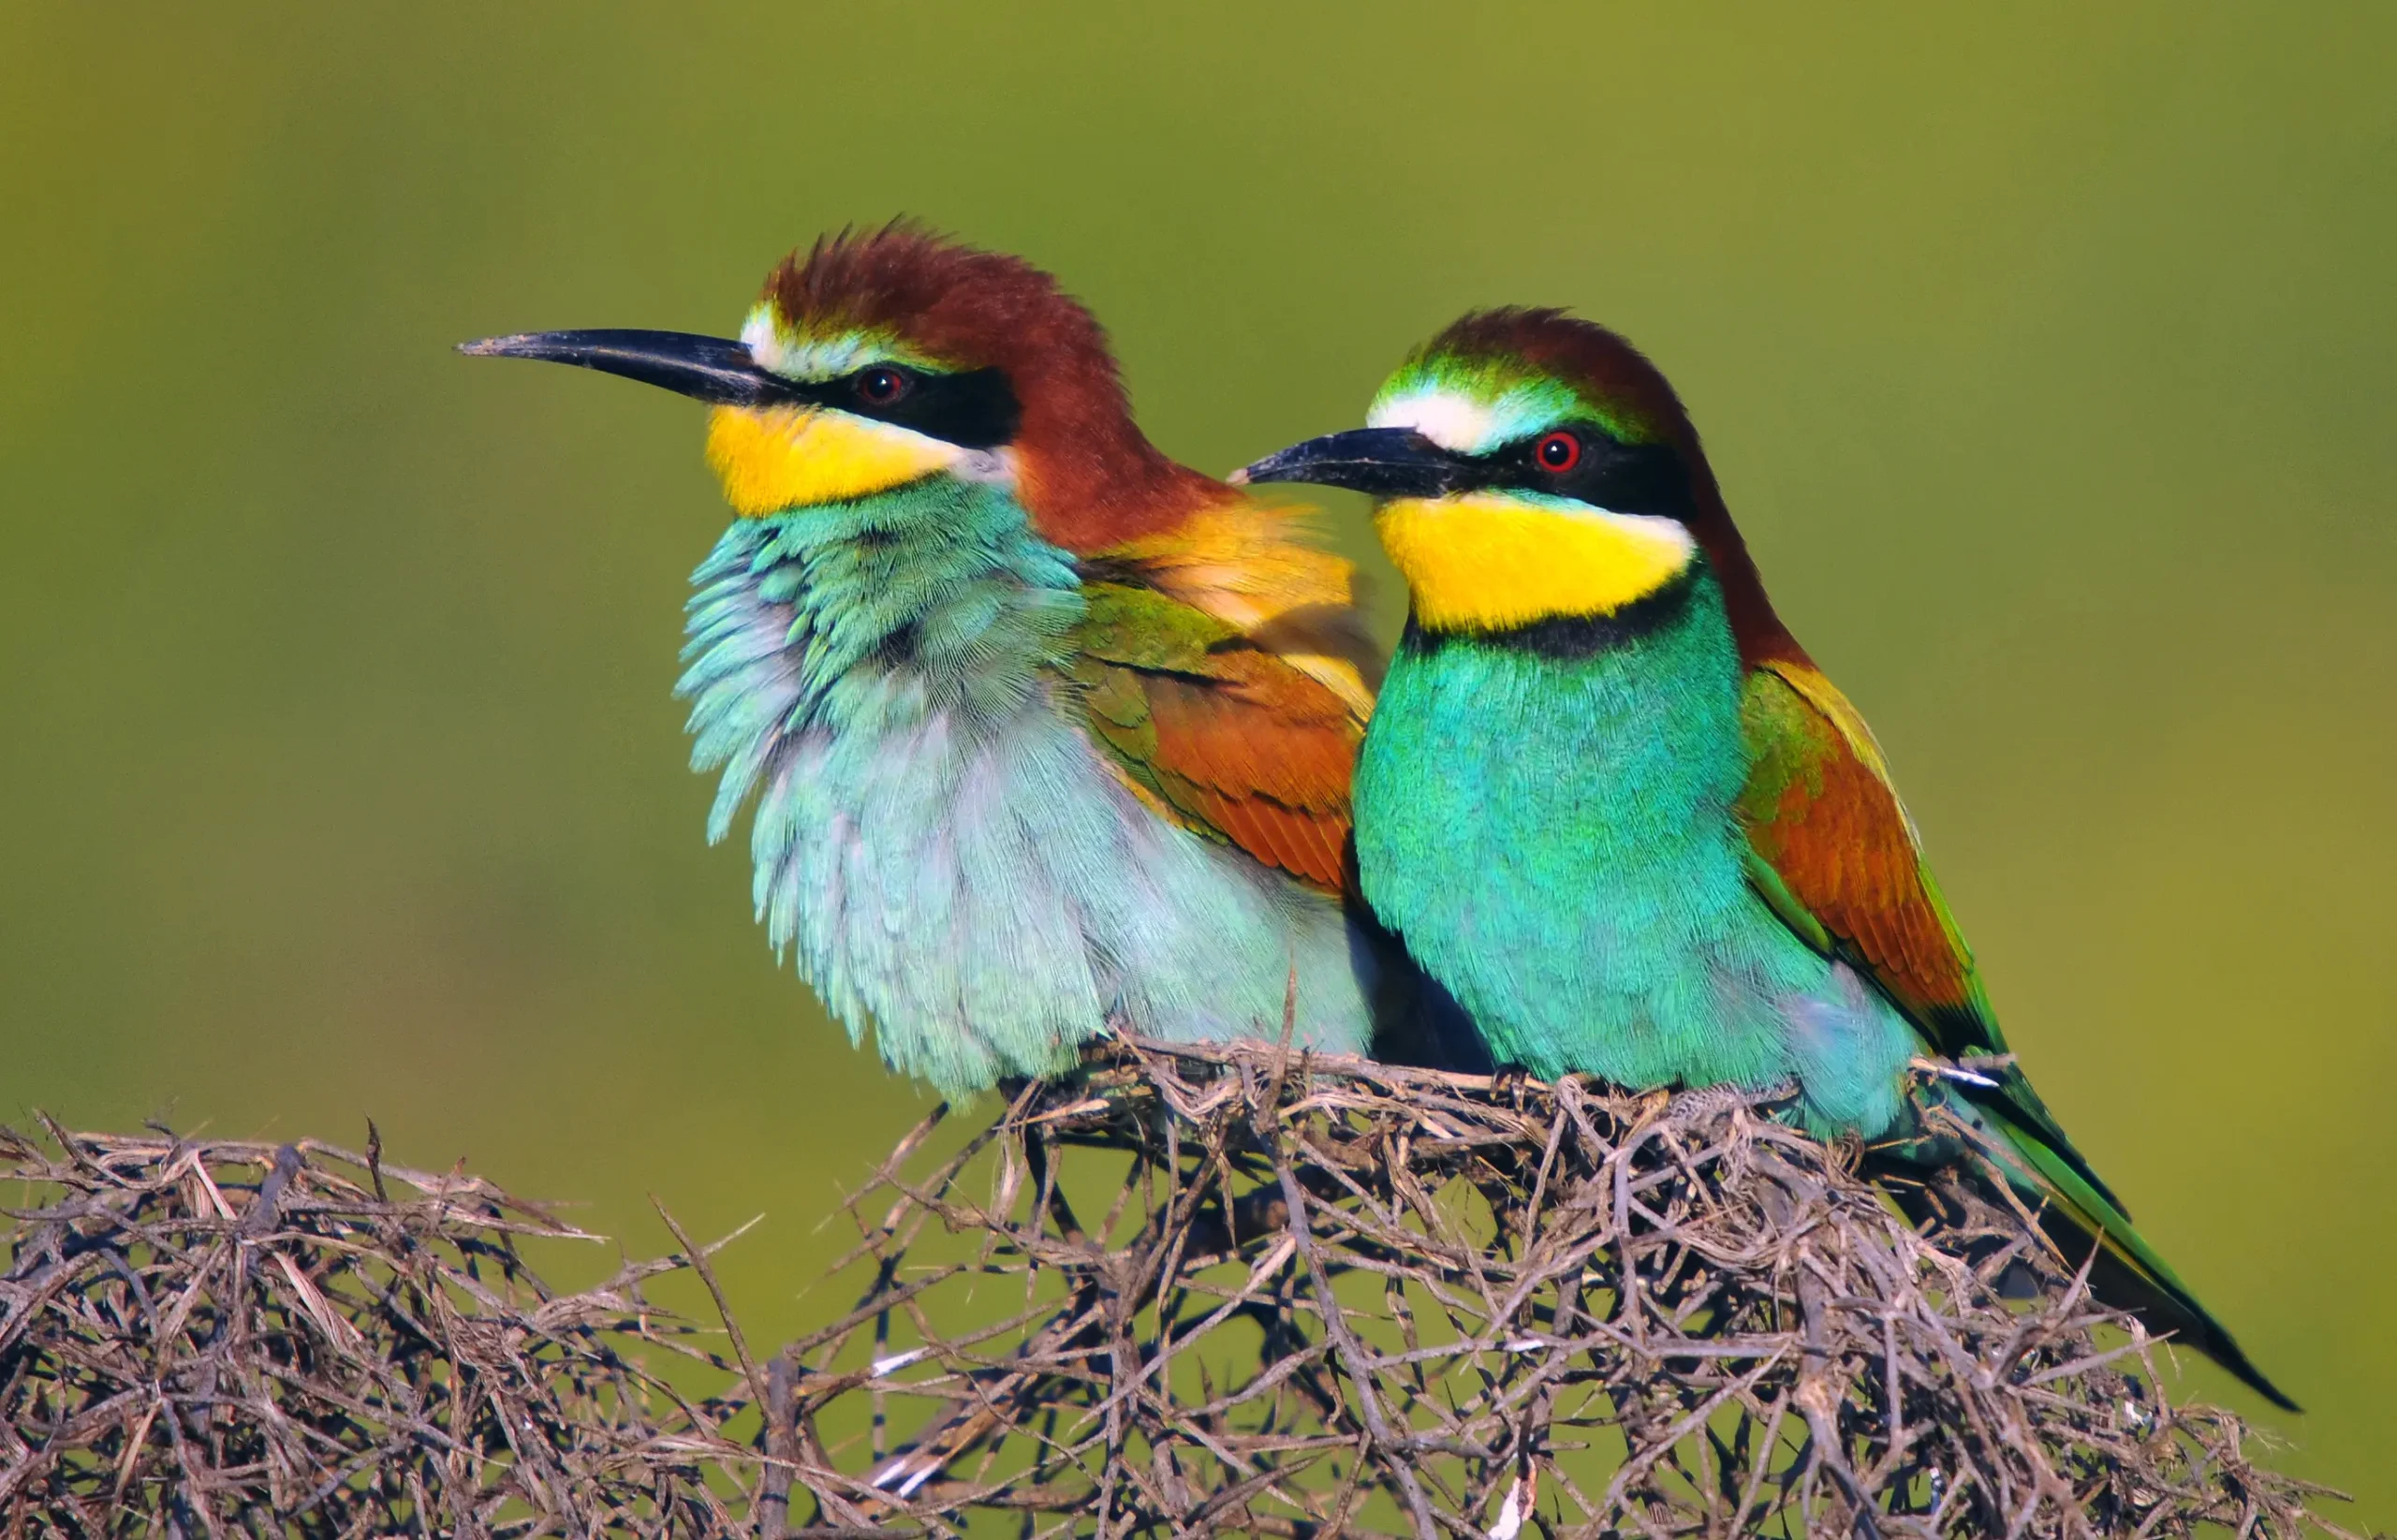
[1660,1079,1798,1127]
[1483,1063,1537,1105]
[1626,1086,1674,1129]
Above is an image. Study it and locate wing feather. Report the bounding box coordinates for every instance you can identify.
[1061,506,1373,895]
[1737,658,2122,1209]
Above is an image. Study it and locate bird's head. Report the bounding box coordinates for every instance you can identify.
[463,222,1210,553]
[1238,309,1800,658]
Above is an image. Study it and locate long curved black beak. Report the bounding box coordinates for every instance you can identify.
[1231,427,1475,498]
[457,329,799,407]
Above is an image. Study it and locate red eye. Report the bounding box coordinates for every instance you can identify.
[856,367,909,405]
[1536,432,1581,473]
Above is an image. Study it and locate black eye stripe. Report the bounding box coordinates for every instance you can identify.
[755,363,1022,451]
[1469,425,1691,520]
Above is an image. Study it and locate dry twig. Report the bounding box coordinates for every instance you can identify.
[0,1042,2362,1538]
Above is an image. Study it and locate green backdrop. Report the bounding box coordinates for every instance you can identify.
[4,2,2390,1518]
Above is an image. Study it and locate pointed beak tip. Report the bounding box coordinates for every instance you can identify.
[1233,428,1464,498]
[1224,466,1253,487]
[439,329,779,404]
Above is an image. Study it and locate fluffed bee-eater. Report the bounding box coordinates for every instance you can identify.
[462,224,1405,1098]
[1237,307,2295,1410]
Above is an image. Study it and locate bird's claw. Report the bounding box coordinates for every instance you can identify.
[1654,1080,1797,1128]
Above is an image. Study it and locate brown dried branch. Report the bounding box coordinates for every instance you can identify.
[0,1040,2367,1538]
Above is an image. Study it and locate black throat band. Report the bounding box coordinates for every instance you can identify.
[1401,566,1701,662]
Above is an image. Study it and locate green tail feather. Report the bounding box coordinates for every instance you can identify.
[1960,1101,2299,1412]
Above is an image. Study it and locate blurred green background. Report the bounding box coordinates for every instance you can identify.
[3,0,2390,1516]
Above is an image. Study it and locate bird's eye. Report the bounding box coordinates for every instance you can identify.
[1535,432,1581,473]
[856,367,910,406]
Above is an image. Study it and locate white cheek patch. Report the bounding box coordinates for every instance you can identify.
[1368,389,1498,454]
[1597,506,1699,562]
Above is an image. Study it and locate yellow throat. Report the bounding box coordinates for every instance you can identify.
[705,404,961,515]
[1376,493,1696,631]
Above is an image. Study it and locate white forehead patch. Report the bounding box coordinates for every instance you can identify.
[1367,389,1498,455]
[740,304,905,382]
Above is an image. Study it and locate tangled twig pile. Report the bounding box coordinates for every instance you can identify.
[0,1115,760,1534]
[0,1041,2361,1537]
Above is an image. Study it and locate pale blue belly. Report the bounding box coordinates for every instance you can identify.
[679,508,1375,1099]
[750,682,1375,1095]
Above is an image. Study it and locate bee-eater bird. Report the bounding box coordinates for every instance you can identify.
[1236,308,2295,1409]
[462,225,1402,1098]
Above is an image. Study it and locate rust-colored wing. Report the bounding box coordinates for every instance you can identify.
[1736,658,2115,1202]
[1063,502,1376,895]
[1737,660,1984,1033]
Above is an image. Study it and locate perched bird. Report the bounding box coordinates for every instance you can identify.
[462,224,1402,1097]
[1236,308,2295,1409]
